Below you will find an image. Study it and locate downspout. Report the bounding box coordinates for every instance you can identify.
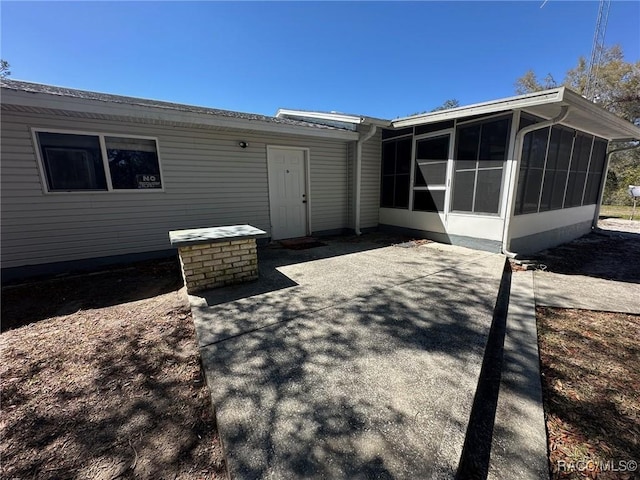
[592,141,640,228]
[501,105,570,257]
[355,124,377,235]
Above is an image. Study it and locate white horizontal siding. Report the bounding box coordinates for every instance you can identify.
[360,128,382,228]
[1,108,350,269]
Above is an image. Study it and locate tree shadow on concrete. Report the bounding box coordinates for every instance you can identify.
[195,244,515,479]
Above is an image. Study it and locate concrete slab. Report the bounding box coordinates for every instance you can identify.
[193,241,506,479]
[489,271,548,480]
[191,241,496,347]
[534,271,640,314]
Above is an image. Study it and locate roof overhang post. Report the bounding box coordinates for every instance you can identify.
[501,105,570,257]
[354,124,377,235]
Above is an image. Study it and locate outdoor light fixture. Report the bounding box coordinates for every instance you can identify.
[238,141,249,148]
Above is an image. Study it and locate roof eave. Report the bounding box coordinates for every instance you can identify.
[1,88,360,141]
[561,88,640,141]
[392,88,566,128]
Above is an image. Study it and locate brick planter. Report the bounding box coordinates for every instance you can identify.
[169,225,266,293]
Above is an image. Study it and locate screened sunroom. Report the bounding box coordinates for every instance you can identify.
[377,87,640,254]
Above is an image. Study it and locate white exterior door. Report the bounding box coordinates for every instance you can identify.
[267,147,308,240]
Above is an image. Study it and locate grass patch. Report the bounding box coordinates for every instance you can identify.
[537,307,640,479]
[599,204,639,220]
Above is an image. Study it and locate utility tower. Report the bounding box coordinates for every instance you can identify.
[584,0,611,101]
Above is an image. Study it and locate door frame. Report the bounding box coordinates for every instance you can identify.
[266,145,312,239]
[410,129,455,222]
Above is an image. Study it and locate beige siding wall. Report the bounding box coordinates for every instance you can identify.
[360,128,382,228]
[1,108,350,269]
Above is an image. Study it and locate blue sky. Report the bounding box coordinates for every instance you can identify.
[2,1,639,119]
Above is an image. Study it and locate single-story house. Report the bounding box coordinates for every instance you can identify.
[2,79,639,281]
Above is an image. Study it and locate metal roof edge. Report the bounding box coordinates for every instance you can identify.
[392,88,565,127]
[0,80,359,141]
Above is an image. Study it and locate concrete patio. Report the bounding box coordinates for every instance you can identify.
[190,236,512,479]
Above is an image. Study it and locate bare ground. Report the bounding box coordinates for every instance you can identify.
[0,258,226,479]
[534,219,640,479]
[538,308,640,480]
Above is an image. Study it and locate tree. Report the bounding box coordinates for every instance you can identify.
[0,59,10,78]
[514,71,557,94]
[515,45,640,206]
[515,45,640,124]
[430,99,460,112]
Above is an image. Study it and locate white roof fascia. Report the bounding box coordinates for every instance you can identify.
[2,89,360,141]
[561,88,640,141]
[277,108,392,128]
[392,88,565,127]
[277,108,364,124]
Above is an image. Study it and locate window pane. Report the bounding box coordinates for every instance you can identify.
[416,161,447,186]
[584,173,603,205]
[556,128,574,171]
[550,172,568,210]
[382,142,396,175]
[589,139,607,173]
[540,169,555,212]
[380,175,395,207]
[394,174,410,208]
[474,168,503,214]
[37,132,106,191]
[479,118,510,161]
[452,170,475,212]
[106,137,161,189]
[545,127,562,171]
[456,124,480,161]
[416,136,449,160]
[523,128,549,169]
[574,134,593,173]
[566,171,587,207]
[521,168,543,214]
[396,138,412,175]
[413,190,445,212]
[455,160,477,171]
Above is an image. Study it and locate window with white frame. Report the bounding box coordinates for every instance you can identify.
[514,126,607,215]
[35,131,162,192]
[451,117,510,215]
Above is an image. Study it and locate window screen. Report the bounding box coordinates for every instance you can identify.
[451,117,509,215]
[514,126,601,215]
[583,139,607,205]
[380,137,411,209]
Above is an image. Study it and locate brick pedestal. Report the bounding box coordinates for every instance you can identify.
[169,225,266,293]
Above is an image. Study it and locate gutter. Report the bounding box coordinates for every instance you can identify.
[592,140,640,229]
[501,105,570,257]
[354,125,378,235]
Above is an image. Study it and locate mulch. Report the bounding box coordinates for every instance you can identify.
[1,259,226,479]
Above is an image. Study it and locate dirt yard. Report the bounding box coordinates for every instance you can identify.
[1,258,226,479]
[538,308,639,480]
[534,219,640,479]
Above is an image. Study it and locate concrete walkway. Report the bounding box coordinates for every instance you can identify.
[534,271,640,313]
[191,239,507,479]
